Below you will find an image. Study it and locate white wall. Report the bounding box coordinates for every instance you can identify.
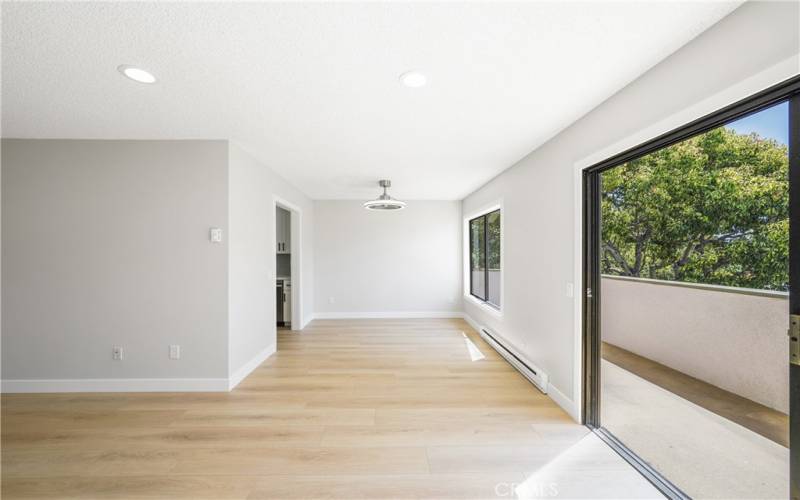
[2,139,230,387]
[313,200,461,317]
[602,276,789,413]
[461,1,800,418]
[227,143,314,382]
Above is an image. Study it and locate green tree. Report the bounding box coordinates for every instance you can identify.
[486,211,501,270]
[470,211,501,270]
[601,126,789,291]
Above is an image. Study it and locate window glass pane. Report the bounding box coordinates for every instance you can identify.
[486,210,501,306]
[469,216,486,300]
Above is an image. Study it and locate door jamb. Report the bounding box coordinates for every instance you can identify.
[788,91,800,500]
[274,196,303,331]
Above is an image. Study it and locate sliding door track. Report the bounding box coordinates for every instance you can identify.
[591,427,690,500]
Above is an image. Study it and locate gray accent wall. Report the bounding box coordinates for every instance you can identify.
[2,139,230,380]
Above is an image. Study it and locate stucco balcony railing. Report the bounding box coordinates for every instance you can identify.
[601,274,789,414]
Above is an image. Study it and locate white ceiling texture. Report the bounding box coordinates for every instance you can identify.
[2,1,741,200]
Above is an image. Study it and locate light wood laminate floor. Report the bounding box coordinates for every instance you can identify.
[2,318,661,499]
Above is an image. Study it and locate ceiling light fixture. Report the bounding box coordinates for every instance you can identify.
[117,65,157,84]
[364,180,406,211]
[399,71,427,88]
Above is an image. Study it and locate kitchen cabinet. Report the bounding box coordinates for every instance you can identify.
[276,207,291,254]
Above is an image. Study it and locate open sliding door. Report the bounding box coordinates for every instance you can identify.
[583,75,800,499]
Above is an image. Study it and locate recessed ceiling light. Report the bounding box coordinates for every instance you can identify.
[117,65,157,84]
[399,71,427,88]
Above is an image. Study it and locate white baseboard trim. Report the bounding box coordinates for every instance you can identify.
[1,344,277,394]
[547,382,580,422]
[1,377,230,393]
[461,312,482,333]
[228,343,276,390]
[313,311,464,319]
[462,312,580,423]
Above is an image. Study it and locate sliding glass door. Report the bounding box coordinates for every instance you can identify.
[583,76,800,499]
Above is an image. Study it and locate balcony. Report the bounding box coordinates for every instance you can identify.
[601,275,789,498]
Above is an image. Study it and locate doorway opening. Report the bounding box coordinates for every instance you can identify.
[274,198,302,331]
[582,76,800,498]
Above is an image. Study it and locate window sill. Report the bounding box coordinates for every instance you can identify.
[464,294,503,318]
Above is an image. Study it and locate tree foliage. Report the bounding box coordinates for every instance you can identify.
[486,210,501,269]
[470,210,501,270]
[601,126,788,291]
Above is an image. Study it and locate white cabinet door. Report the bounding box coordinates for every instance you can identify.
[283,210,291,253]
[276,209,284,252]
[276,208,291,254]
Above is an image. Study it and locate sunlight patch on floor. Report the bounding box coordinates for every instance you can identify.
[514,433,663,499]
[462,332,486,361]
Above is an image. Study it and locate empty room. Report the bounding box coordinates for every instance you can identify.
[2,1,800,499]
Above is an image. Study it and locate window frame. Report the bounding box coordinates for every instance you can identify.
[468,214,488,301]
[464,202,503,315]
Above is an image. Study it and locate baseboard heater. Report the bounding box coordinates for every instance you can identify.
[479,327,549,394]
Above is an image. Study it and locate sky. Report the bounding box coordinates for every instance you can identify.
[725,101,788,145]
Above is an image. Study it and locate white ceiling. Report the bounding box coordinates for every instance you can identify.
[2,1,741,200]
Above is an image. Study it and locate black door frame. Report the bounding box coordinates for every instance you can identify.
[582,74,800,499]
[789,83,800,500]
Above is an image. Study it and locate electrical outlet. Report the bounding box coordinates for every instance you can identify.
[112,346,123,361]
[169,345,180,360]
[565,282,575,298]
[328,297,335,304]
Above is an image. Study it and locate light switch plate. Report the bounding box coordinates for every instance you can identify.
[209,227,223,243]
